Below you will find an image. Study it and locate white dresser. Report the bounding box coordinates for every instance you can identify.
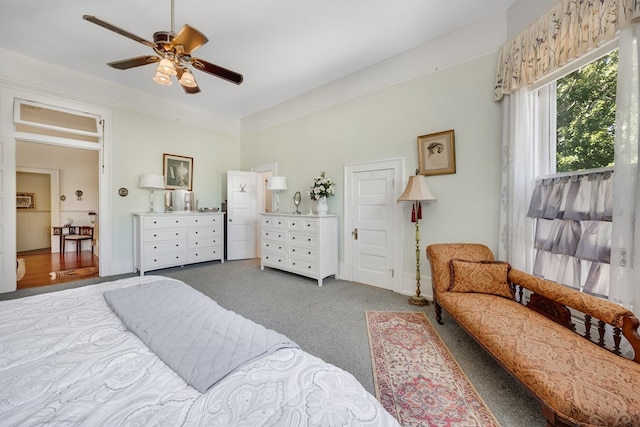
[134,212,224,276]
[259,213,337,286]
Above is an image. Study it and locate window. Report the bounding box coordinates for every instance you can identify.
[527,48,617,297]
[556,50,617,173]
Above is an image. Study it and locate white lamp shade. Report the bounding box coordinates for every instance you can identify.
[153,71,172,85]
[267,176,288,191]
[139,174,165,189]
[156,58,177,76]
[178,70,198,88]
[397,175,437,202]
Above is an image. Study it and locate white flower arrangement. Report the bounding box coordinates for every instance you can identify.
[308,171,336,201]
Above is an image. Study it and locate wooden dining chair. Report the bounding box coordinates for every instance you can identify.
[62,226,94,255]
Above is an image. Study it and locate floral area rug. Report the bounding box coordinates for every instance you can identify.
[366,311,499,427]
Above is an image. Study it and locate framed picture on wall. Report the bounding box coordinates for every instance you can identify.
[417,129,456,176]
[163,153,193,191]
[16,192,35,209]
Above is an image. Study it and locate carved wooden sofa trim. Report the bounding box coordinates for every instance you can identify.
[426,243,640,427]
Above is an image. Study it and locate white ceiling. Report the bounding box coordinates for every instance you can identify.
[1,0,515,119]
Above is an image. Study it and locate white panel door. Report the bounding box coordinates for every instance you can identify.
[351,168,395,289]
[227,171,257,260]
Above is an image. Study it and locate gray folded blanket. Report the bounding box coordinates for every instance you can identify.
[104,279,298,393]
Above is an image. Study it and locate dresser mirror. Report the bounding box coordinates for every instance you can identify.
[293,191,302,214]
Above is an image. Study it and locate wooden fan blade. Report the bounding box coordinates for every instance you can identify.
[83,15,156,49]
[181,83,201,94]
[171,24,208,54]
[108,56,160,70]
[192,58,243,85]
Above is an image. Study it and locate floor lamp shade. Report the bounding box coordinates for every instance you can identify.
[397,175,437,202]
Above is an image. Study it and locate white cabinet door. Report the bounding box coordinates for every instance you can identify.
[226,171,257,260]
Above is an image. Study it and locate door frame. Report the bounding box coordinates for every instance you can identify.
[0,87,111,293]
[16,167,60,251]
[251,162,277,258]
[343,158,405,292]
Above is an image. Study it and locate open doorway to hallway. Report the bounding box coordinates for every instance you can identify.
[16,141,99,289]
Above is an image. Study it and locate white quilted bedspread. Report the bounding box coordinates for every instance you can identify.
[0,276,399,426]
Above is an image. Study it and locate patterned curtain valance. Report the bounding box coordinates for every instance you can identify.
[494,0,640,101]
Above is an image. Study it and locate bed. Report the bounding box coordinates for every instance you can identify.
[0,276,399,426]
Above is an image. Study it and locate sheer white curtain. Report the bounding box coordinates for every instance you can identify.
[610,24,640,312]
[498,86,554,270]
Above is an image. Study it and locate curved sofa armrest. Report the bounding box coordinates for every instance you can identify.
[508,268,634,328]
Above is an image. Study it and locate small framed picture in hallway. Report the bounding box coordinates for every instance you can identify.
[16,192,35,209]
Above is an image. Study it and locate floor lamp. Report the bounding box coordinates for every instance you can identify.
[398,174,437,306]
[267,176,287,212]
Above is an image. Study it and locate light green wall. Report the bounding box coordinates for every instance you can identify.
[110,108,240,272]
[241,53,502,276]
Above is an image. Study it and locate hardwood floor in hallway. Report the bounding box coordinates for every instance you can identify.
[17,250,99,289]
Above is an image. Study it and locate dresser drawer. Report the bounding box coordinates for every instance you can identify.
[289,258,317,274]
[188,237,222,249]
[144,229,186,242]
[263,229,286,242]
[289,245,316,259]
[187,215,221,227]
[188,246,222,263]
[287,218,303,230]
[144,216,186,229]
[188,227,221,241]
[144,252,186,269]
[288,232,316,247]
[144,240,185,254]
[263,240,286,253]
[302,220,317,232]
[263,252,286,267]
[262,216,287,228]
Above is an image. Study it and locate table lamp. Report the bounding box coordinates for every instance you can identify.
[267,176,287,212]
[139,174,165,212]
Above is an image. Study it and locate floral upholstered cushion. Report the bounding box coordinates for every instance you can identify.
[427,243,495,294]
[448,259,514,299]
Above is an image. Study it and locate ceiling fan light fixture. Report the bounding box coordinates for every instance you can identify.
[153,71,172,86]
[179,70,197,88]
[156,58,177,76]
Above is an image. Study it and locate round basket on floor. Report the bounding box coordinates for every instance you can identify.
[17,258,26,281]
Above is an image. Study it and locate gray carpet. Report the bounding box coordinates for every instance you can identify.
[3,259,544,426]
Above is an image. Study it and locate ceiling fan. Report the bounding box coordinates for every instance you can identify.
[82,0,243,94]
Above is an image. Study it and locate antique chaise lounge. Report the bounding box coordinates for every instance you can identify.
[427,243,640,427]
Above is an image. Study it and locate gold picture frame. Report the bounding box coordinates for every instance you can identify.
[163,153,193,191]
[417,130,456,176]
[17,192,35,209]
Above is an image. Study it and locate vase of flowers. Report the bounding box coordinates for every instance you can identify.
[309,171,335,214]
